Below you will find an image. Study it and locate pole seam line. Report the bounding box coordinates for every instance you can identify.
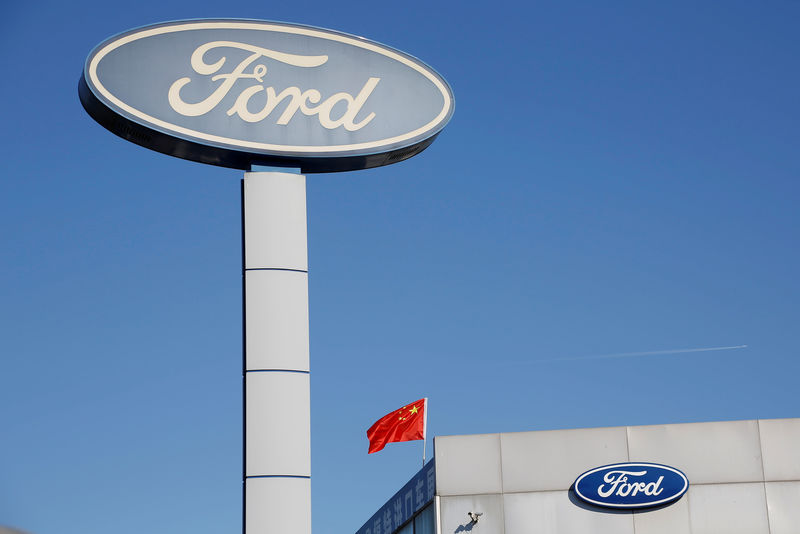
[245,267,308,273]
[245,369,310,374]
[246,475,311,479]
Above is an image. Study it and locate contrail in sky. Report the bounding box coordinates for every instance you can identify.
[533,344,748,363]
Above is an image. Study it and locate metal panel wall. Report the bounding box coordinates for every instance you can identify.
[688,483,769,534]
[764,481,800,534]
[500,426,628,493]
[435,434,502,496]
[504,491,635,534]
[626,420,763,484]
[438,495,504,534]
[759,418,800,481]
[433,418,800,534]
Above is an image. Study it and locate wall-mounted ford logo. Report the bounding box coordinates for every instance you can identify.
[573,463,689,509]
[79,20,454,173]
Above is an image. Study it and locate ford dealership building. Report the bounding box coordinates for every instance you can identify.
[357,417,800,534]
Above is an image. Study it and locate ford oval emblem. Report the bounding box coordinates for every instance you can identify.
[573,463,689,509]
[79,19,454,173]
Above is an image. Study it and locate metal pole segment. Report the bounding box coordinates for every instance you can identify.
[242,170,311,534]
[422,397,428,467]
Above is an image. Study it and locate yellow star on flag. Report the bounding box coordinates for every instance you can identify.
[367,398,428,454]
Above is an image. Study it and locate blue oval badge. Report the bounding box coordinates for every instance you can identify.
[79,20,454,172]
[573,463,689,509]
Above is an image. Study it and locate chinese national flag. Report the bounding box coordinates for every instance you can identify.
[367,398,427,454]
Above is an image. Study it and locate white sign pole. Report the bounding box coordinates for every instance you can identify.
[242,170,311,534]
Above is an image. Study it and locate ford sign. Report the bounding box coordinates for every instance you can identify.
[573,463,689,509]
[79,20,454,172]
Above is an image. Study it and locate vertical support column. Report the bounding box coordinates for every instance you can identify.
[243,171,311,534]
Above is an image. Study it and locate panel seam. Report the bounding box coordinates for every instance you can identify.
[757,419,773,533]
[441,480,772,497]
[498,434,506,534]
[625,426,635,529]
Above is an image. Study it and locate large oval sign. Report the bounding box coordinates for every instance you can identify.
[573,463,689,509]
[79,20,454,172]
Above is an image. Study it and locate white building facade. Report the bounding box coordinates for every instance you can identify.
[359,417,800,534]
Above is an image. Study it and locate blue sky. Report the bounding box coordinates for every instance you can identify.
[2,2,799,534]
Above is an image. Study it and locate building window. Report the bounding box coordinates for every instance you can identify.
[395,503,433,534]
[413,504,434,534]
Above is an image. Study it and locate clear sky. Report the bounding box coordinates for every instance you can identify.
[1,2,798,534]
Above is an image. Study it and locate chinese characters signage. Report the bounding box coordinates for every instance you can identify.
[356,460,435,534]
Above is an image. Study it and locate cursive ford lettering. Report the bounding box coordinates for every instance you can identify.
[597,470,664,498]
[168,41,379,131]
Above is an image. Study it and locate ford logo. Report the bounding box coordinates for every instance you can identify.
[573,463,689,509]
[79,20,454,173]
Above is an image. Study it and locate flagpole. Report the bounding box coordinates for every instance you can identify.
[422,397,428,468]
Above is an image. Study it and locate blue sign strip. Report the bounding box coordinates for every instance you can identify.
[356,460,435,534]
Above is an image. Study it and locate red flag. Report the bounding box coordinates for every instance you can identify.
[366,398,427,454]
